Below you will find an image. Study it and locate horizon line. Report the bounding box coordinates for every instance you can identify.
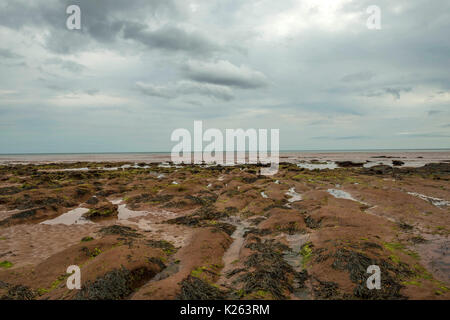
[0,148,449,156]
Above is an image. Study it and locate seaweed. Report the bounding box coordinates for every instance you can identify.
[76,265,159,300]
[276,221,306,235]
[242,177,258,184]
[0,260,13,269]
[99,225,141,238]
[128,194,173,207]
[0,186,22,196]
[304,215,322,229]
[332,248,407,300]
[84,203,118,220]
[147,240,176,255]
[361,242,383,250]
[76,268,133,300]
[0,285,35,300]
[336,161,364,168]
[294,270,309,289]
[167,215,201,227]
[166,205,231,234]
[248,217,266,226]
[397,221,414,231]
[409,236,427,244]
[245,239,290,253]
[237,264,292,300]
[75,186,91,197]
[86,196,99,205]
[210,223,236,236]
[236,239,297,299]
[163,201,189,208]
[10,209,38,220]
[243,227,272,238]
[148,257,166,269]
[185,193,218,206]
[81,236,94,242]
[178,275,226,300]
[226,268,246,278]
[81,246,102,258]
[311,277,339,299]
[300,242,313,267]
[223,206,239,215]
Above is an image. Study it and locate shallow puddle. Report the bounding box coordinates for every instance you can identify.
[286,187,302,203]
[407,192,450,208]
[150,262,181,283]
[363,206,396,223]
[297,161,337,170]
[283,233,311,299]
[41,207,91,225]
[283,234,308,270]
[117,204,149,220]
[414,234,450,284]
[217,218,250,287]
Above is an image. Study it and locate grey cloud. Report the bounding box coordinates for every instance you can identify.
[0,0,193,55]
[0,61,27,68]
[1,0,450,152]
[122,23,220,55]
[45,58,85,72]
[428,110,443,116]
[45,84,66,91]
[365,87,412,100]
[0,48,22,59]
[136,82,172,99]
[183,60,269,89]
[312,135,370,140]
[335,136,371,140]
[341,71,375,82]
[85,89,100,96]
[384,87,412,100]
[400,133,450,138]
[136,81,234,101]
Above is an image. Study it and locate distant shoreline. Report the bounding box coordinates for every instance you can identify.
[0,150,448,167]
[0,148,449,156]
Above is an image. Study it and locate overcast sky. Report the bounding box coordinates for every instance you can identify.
[0,0,449,153]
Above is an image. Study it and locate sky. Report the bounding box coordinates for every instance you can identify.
[0,0,449,153]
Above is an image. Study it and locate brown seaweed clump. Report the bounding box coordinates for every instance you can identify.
[0,284,35,300]
[83,203,118,221]
[235,238,299,299]
[178,275,225,300]
[332,248,408,300]
[75,267,157,300]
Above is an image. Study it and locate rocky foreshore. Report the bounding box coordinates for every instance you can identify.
[0,161,449,300]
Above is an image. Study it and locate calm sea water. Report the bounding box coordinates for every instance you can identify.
[0,150,448,166]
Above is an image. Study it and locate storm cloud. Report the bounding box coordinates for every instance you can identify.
[0,0,449,153]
